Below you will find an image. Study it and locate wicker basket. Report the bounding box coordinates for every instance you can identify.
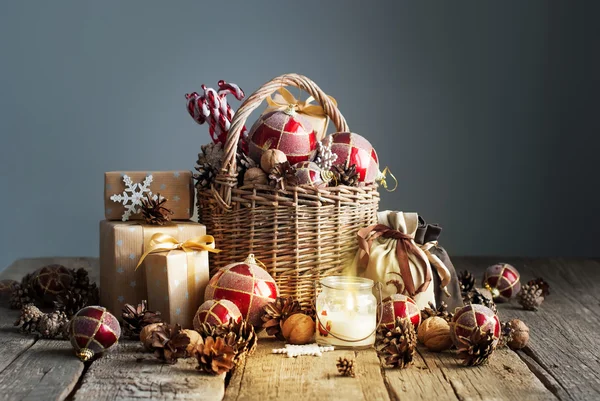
[198,73,380,306]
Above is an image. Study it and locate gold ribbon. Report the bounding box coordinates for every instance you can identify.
[136,233,221,269]
[419,241,452,297]
[265,87,337,118]
[376,167,398,192]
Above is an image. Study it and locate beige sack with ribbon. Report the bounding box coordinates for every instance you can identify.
[346,211,436,309]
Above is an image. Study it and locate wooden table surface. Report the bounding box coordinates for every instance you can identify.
[1,257,599,401]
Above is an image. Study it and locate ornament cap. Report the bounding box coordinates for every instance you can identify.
[244,254,257,265]
[283,103,297,116]
[76,348,94,362]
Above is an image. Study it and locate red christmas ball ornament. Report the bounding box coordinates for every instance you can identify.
[329,132,379,184]
[482,263,521,303]
[32,264,73,303]
[69,306,121,361]
[450,304,500,349]
[247,109,317,165]
[193,299,242,329]
[294,161,329,187]
[204,254,279,328]
[379,294,421,330]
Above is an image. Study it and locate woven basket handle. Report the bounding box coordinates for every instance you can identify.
[215,73,350,208]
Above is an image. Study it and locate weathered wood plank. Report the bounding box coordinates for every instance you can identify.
[454,257,600,401]
[0,339,84,401]
[73,342,225,401]
[224,337,391,401]
[0,307,36,374]
[0,257,99,283]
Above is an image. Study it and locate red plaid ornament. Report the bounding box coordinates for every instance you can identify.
[450,304,500,348]
[247,109,318,165]
[329,132,379,184]
[482,263,521,303]
[193,299,242,329]
[69,306,121,361]
[204,254,279,328]
[379,294,421,330]
[32,264,73,303]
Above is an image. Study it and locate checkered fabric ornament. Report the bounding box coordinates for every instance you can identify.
[450,304,500,349]
[69,306,121,361]
[379,294,421,330]
[329,132,379,184]
[204,254,279,328]
[482,263,521,303]
[247,109,318,165]
[32,264,73,303]
[294,161,330,188]
[193,299,242,330]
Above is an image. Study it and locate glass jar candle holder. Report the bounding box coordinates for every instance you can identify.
[315,276,379,349]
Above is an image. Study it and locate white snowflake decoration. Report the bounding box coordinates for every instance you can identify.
[110,174,160,221]
[314,137,337,170]
[272,343,334,358]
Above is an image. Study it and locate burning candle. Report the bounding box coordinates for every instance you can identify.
[315,276,377,349]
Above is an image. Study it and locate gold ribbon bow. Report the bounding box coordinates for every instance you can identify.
[357,224,432,296]
[136,233,221,269]
[265,87,337,118]
[418,241,452,297]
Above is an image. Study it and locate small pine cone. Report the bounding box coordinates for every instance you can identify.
[261,297,302,340]
[197,319,257,365]
[9,274,36,309]
[268,161,298,190]
[195,143,223,189]
[236,151,257,186]
[458,270,475,294]
[140,193,174,226]
[463,289,497,314]
[497,321,513,348]
[527,278,550,297]
[377,317,417,369]
[151,324,191,364]
[421,301,453,323]
[14,303,44,334]
[54,286,99,318]
[37,310,69,339]
[518,284,545,311]
[121,300,163,340]
[336,357,356,377]
[457,328,496,366]
[194,163,218,189]
[196,336,236,375]
[330,163,359,187]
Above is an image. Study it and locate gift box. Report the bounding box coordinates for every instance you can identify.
[141,234,217,328]
[99,220,206,317]
[265,88,335,141]
[104,171,194,221]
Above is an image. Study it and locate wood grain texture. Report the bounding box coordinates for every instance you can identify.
[0,307,36,374]
[73,342,225,401]
[224,337,391,401]
[0,338,83,401]
[454,257,600,401]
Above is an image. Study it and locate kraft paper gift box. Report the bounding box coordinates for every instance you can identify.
[99,220,206,317]
[104,171,194,221]
[141,236,216,328]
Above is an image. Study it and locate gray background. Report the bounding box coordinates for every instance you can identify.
[1,1,599,271]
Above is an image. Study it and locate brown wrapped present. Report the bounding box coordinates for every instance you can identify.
[139,233,218,328]
[104,171,194,221]
[99,220,205,317]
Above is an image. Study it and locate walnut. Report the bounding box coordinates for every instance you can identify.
[260,149,287,173]
[507,319,530,350]
[282,313,315,345]
[418,317,453,352]
[244,167,268,186]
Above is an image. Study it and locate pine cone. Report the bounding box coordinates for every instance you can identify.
[196,336,236,375]
[268,161,297,190]
[498,320,513,348]
[518,284,544,311]
[457,328,496,366]
[121,300,163,339]
[14,303,44,334]
[421,301,454,323]
[196,319,257,365]
[377,317,417,369]
[195,143,223,189]
[140,193,174,225]
[261,297,302,340]
[314,139,338,171]
[336,357,356,377]
[331,163,359,187]
[151,324,191,364]
[458,270,475,294]
[527,278,550,297]
[9,273,36,309]
[37,310,69,339]
[54,268,99,318]
[463,289,497,314]
[236,151,257,186]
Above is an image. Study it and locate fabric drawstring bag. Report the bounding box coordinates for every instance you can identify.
[414,216,464,311]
